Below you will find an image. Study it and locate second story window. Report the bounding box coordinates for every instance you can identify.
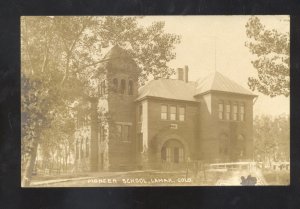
[240,104,245,121]
[120,79,126,94]
[161,105,167,120]
[233,104,238,121]
[128,80,133,95]
[225,104,231,120]
[218,103,224,120]
[170,106,176,120]
[179,107,185,121]
[116,124,122,140]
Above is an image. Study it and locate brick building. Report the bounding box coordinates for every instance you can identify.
[74,45,257,172]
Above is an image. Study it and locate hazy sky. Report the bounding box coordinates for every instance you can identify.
[141,16,290,116]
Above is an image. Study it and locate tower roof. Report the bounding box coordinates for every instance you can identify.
[195,71,256,96]
[103,45,131,59]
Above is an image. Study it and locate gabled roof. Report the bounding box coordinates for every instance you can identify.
[137,71,256,102]
[136,78,197,102]
[195,71,256,96]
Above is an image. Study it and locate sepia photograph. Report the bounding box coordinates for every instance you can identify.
[21,15,290,187]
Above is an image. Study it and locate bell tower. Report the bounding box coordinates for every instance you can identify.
[96,45,139,171]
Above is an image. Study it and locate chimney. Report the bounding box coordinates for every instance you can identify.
[184,65,189,83]
[177,66,189,82]
[177,68,184,81]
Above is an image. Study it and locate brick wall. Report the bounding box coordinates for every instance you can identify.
[144,98,199,167]
[106,57,138,171]
[198,91,255,162]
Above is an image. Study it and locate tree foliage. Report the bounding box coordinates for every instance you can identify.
[245,16,290,97]
[98,17,181,84]
[21,16,181,186]
[253,114,290,164]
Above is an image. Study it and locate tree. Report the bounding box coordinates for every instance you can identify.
[97,17,181,85]
[245,16,290,97]
[21,16,181,186]
[253,114,290,165]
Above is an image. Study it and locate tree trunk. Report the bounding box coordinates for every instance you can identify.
[21,137,39,187]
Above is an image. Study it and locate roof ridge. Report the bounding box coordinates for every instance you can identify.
[195,71,255,96]
[214,71,254,94]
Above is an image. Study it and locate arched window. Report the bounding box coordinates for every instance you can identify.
[100,80,106,95]
[113,78,118,93]
[120,79,126,94]
[128,80,133,95]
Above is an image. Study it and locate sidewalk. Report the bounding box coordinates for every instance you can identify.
[29,170,157,187]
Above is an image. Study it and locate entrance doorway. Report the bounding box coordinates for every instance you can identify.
[161,139,185,164]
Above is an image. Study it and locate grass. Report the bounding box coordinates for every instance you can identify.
[262,170,290,185]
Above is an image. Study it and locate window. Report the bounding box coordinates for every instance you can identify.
[179,148,184,162]
[139,105,143,122]
[233,104,238,121]
[120,79,126,94]
[170,106,176,120]
[161,147,166,161]
[113,78,118,93]
[161,105,167,120]
[98,80,106,95]
[179,107,185,121]
[218,103,224,120]
[115,124,131,142]
[128,80,133,95]
[225,104,231,120]
[174,147,179,163]
[166,147,172,162]
[116,125,122,140]
[240,104,245,121]
[122,125,130,142]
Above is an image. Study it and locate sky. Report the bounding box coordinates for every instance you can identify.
[141,16,290,117]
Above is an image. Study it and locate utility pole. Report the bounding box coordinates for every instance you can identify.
[214,36,217,72]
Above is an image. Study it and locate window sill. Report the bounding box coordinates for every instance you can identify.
[218,119,245,122]
[160,119,185,122]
